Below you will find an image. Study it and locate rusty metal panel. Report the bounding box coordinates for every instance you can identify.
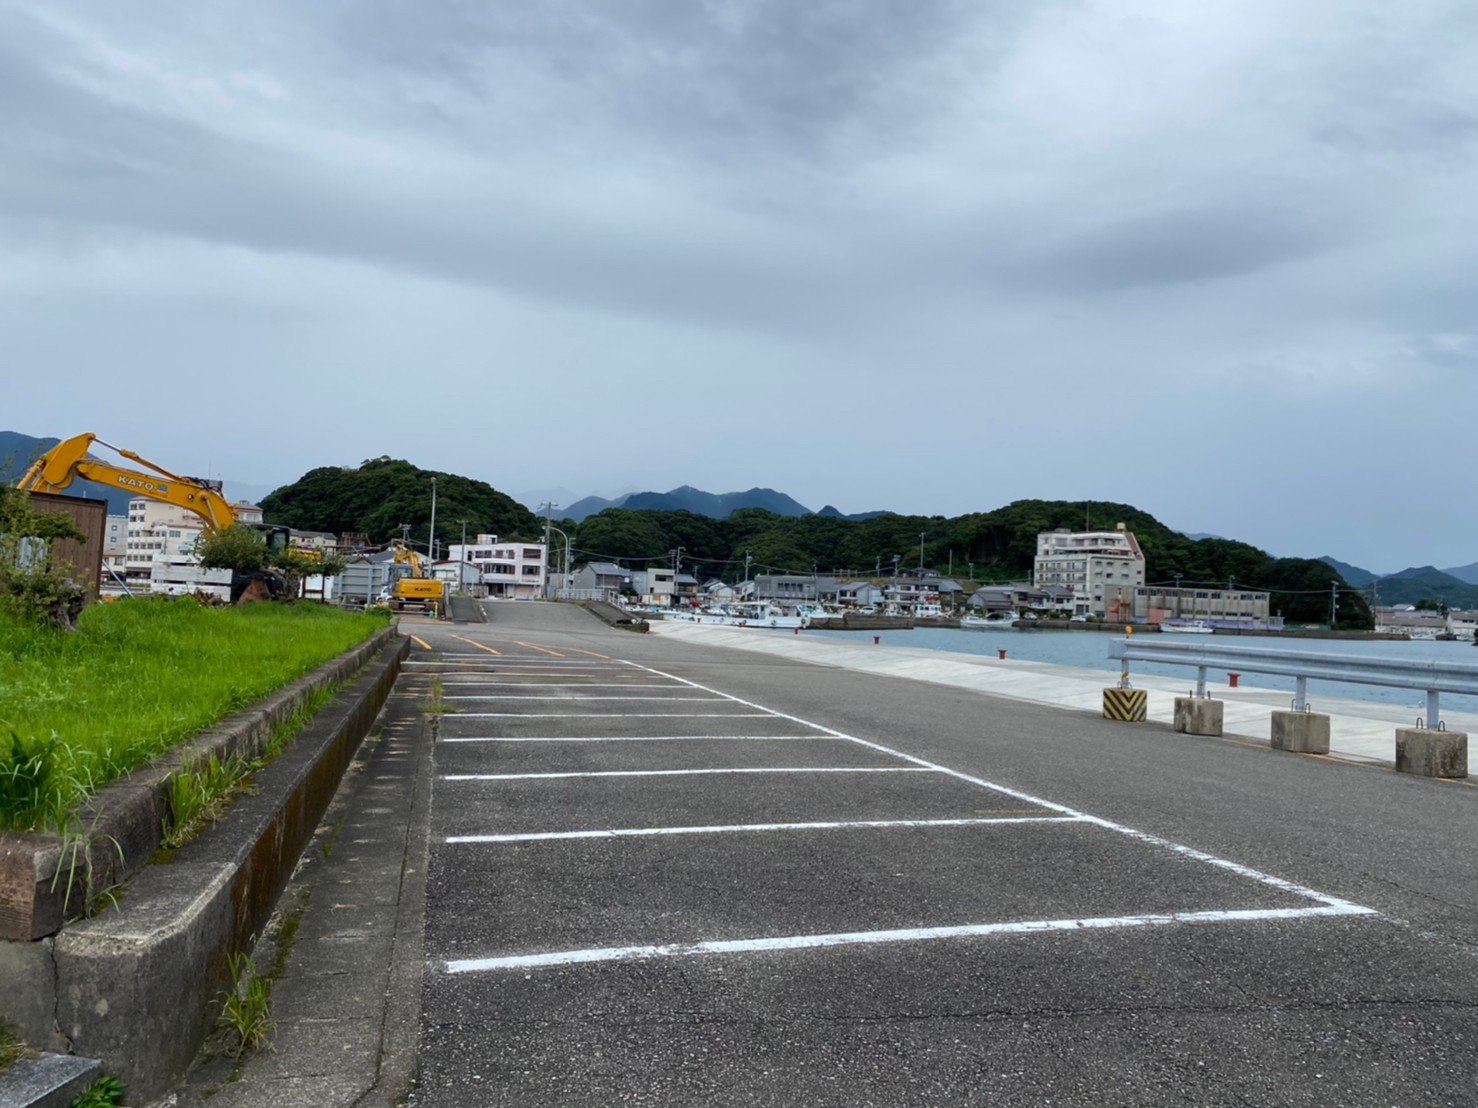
[25,491,108,602]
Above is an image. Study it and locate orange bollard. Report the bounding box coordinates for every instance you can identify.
[1228,672,1240,688]
[998,649,1007,660]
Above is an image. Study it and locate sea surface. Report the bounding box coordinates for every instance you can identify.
[817,626,1478,716]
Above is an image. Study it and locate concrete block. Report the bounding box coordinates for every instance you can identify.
[0,1053,101,1108]
[1395,728,1468,779]
[1173,697,1224,737]
[1270,711,1330,754]
[0,936,67,1053]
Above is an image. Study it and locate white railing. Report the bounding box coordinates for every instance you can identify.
[1108,638,1478,728]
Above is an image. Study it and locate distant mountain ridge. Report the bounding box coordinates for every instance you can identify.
[559,485,882,523]
[1319,555,1478,608]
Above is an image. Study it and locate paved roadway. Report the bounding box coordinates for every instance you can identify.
[403,601,1478,1107]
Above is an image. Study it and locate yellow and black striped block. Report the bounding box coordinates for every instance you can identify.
[1102,687,1147,722]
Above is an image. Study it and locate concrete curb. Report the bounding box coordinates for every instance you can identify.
[0,631,408,1103]
[584,600,648,632]
[0,1053,101,1108]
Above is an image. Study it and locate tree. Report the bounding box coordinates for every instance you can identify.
[0,485,89,630]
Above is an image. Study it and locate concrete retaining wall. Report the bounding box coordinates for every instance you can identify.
[0,630,408,1102]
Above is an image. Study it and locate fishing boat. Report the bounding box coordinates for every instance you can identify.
[664,603,811,630]
[960,610,1018,630]
[1161,619,1215,634]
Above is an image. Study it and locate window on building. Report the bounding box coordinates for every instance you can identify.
[523,549,542,560]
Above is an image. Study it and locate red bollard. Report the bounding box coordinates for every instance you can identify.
[873,636,880,645]
[793,627,799,636]
[998,649,1007,660]
[1228,672,1240,688]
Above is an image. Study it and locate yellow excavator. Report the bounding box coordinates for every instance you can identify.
[16,433,293,599]
[381,541,444,610]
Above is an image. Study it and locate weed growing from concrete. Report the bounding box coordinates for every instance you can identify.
[163,753,258,850]
[218,950,275,1060]
[67,1073,125,1106]
[424,675,456,715]
[0,1016,28,1072]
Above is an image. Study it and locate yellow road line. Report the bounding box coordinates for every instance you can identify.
[564,647,612,659]
[408,635,432,651]
[451,635,501,656]
[515,641,564,657]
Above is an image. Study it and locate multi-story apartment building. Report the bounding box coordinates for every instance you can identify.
[1033,525,1146,618]
[449,535,546,599]
[124,497,207,584]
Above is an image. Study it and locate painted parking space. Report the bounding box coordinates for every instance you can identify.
[419,647,1373,979]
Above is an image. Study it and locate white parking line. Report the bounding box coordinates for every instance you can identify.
[439,683,683,688]
[438,658,1378,976]
[455,712,781,719]
[442,767,939,781]
[447,815,1085,843]
[445,904,1372,974]
[440,734,837,743]
[443,695,728,701]
[619,661,1375,915]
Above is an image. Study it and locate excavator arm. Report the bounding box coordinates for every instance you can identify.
[17,433,238,531]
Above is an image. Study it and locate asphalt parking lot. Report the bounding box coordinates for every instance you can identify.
[404,602,1478,1107]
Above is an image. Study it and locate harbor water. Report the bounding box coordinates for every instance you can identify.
[818,626,1478,716]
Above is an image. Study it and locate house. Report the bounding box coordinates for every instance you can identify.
[630,568,676,607]
[571,562,632,599]
[1034,525,1147,618]
[674,573,701,606]
[747,574,819,604]
[837,581,886,608]
[450,534,546,599]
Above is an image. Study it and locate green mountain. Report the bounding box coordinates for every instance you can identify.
[259,457,540,553]
[1367,567,1478,609]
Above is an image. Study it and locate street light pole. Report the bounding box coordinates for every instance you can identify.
[428,477,437,563]
[919,532,926,572]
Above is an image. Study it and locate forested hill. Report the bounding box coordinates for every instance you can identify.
[570,499,1373,628]
[260,457,539,550]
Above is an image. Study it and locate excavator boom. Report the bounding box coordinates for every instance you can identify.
[17,434,237,531]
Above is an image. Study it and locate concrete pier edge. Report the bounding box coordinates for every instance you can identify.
[0,627,408,1102]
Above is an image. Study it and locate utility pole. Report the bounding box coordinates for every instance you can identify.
[744,550,752,584]
[542,502,556,598]
[1330,580,1339,628]
[919,532,926,572]
[428,477,437,563]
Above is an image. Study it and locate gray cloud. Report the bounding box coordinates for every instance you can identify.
[4,0,1478,571]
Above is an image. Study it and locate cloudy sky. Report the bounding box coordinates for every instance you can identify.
[4,1,1476,573]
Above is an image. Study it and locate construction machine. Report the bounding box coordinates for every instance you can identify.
[16,433,293,600]
[380,541,445,610]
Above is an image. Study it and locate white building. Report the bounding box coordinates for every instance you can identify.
[125,497,208,585]
[449,534,546,599]
[630,568,676,607]
[1033,525,1146,618]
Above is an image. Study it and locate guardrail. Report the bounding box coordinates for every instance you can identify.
[1107,637,1478,729]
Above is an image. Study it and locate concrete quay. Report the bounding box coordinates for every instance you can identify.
[647,620,1478,766]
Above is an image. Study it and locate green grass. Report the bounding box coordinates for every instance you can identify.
[162,752,257,849]
[218,950,275,1059]
[0,598,387,832]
